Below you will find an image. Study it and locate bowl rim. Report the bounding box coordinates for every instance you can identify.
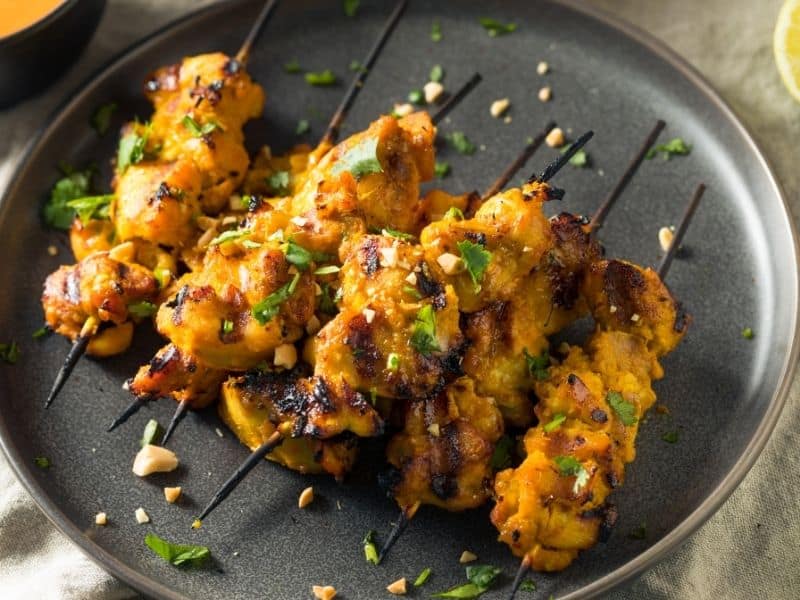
[0,0,80,47]
[0,1,797,599]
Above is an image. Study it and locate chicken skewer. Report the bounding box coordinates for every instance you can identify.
[503,183,705,599]
[194,127,591,524]
[377,120,668,560]
[44,0,282,409]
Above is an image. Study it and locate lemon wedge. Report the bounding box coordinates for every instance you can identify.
[775,0,800,102]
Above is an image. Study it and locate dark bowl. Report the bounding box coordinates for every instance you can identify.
[0,0,106,109]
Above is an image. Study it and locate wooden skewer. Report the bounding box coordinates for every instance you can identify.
[234,0,281,65]
[431,73,483,126]
[107,393,153,432]
[482,122,556,200]
[507,555,532,600]
[161,398,191,446]
[657,183,705,278]
[320,0,408,146]
[45,316,100,409]
[377,509,412,563]
[535,130,595,184]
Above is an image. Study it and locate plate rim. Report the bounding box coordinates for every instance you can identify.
[0,1,797,598]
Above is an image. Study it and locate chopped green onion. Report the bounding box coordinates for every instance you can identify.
[362,530,379,564]
[414,567,432,587]
[252,273,301,324]
[543,413,566,433]
[305,70,337,86]
[410,304,439,355]
[606,391,637,426]
[141,419,163,447]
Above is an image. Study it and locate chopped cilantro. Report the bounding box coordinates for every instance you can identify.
[128,301,157,319]
[523,348,550,380]
[520,580,536,592]
[305,70,337,86]
[283,239,331,271]
[434,161,451,178]
[144,532,210,567]
[382,227,416,242]
[444,206,464,220]
[490,435,513,469]
[209,228,251,246]
[349,59,367,73]
[296,119,310,135]
[313,265,340,276]
[430,64,444,83]
[410,304,439,356]
[34,456,50,469]
[362,530,379,564]
[553,455,590,493]
[479,17,517,37]
[431,20,442,42]
[607,391,638,426]
[408,89,424,104]
[560,143,589,167]
[32,326,51,340]
[343,0,359,17]
[446,131,477,155]
[414,567,432,587]
[646,138,692,160]
[222,319,234,335]
[403,285,423,300]
[181,115,220,137]
[457,239,491,291]
[117,126,150,172]
[91,102,117,136]
[141,419,163,447]
[284,59,302,74]
[266,170,291,196]
[742,327,754,340]
[319,283,339,315]
[66,195,113,223]
[543,413,566,433]
[386,352,400,371]
[662,430,679,443]
[628,522,647,540]
[44,166,94,230]
[252,273,301,324]
[331,136,383,179]
[434,564,502,598]
[0,341,20,365]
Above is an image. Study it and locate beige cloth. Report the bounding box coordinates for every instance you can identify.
[1,0,798,598]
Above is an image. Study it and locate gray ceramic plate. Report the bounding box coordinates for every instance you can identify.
[0,0,797,598]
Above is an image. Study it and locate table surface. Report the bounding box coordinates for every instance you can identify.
[1,1,798,598]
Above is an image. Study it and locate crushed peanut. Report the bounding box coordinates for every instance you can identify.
[164,487,182,504]
[436,252,462,275]
[192,519,202,529]
[631,313,641,323]
[387,578,407,595]
[362,308,376,324]
[312,585,337,600]
[132,444,179,477]
[427,423,440,437]
[405,272,417,285]
[306,315,322,336]
[424,81,444,104]
[460,550,478,563]
[490,98,510,118]
[538,86,552,102]
[609,305,618,314]
[274,344,298,369]
[109,241,135,263]
[393,103,414,117]
[504,115,512,124]
[379,246,398,268]
[658,226,674,252]
[290,216,308,228]
[545,127,565,148]
[47,245,58,256]
[95,512,107,526]
[537,61,549,75]
[135,507,150,524]
[298,486,315,509]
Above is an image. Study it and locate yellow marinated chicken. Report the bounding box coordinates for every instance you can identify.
[384,377,504,515]
[491,261,687,572]
[41,251,158,356]
[219,369,360,479]
[419,180,555,313]
[128,343,225,409]
[142,52,265,213]
[69,217,116,261]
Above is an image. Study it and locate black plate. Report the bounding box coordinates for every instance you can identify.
[0,1,797,598]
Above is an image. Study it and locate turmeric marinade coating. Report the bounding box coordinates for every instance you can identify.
[491,259,689,572]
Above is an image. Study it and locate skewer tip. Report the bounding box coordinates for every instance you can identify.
[161,398,191,446]
[507,556,532,600]
[657,182,706,278]
[107,395,150,432]
[44,334,91,409]
[535,130,594,184]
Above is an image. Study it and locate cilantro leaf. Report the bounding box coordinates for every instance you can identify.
[628,522,647,540]
[646,138,692,160]
[349,60,367,73]
[144,532,210,567]
[283,239,331,271]
[34,456,50,469]
[479,17,517,37]
[523,348,550,380]
[181,115,220,137]
[331,136,383,179]
[434,161,451,178]
[128,301,157,319]
[466,565,502,589]
[560,143,589,167]
[32,326,51,340]
[553,455,590,493]
[742,327,754,339]
[252,273,301,324]
[305,70,337,86]
[543,413,566,433]
[141,419,163,447]
[490,435,513,470]
[0,341,20,365]
[457,239,491,291]
[431,20,442,42]
[606,391,638,426]
[209,228,252,246]
[362,530,379,564]
[266,170,291,196]
[44,166,94,230]
[382,227,416,242]
[446,131,476,155]
[444,206,464,220]
[284,59,302,74]
[66,195,113,223]
[430,64,444,83]
[414,567,432,587]
[408,89,424,104]
[296,119,310,135]
[662,430,679,443]
[433,583,486,599]
[117,125,150,172]
[520,579,536,592]
[91,102,117,136]
[343,0,359,17]
[410,304,440,356]
[319,283,339,315]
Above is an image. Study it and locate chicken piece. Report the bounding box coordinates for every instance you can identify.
[242,144,314,197]
[143,52,265,213]
[384,377,503,514]
[156,241,316,371]
[112,159,202,248]
[42,252,158,342]
[308,234,465,401]
[128,343,225,409]
[69,217,116,261]
[219,370,359,479]
[420,181,554,313]
[581,259,688,357]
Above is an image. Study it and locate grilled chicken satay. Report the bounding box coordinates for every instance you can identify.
[491,259,688,573]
